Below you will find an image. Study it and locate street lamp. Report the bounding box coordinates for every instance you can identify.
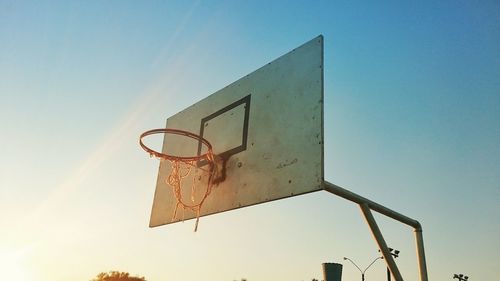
[343,256,383,281]
[453,274,469,281]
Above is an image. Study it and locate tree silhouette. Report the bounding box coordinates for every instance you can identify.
[91,271,146,281]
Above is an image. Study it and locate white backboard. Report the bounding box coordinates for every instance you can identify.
[149,35,324,227]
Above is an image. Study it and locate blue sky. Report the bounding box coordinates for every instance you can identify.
[0,1,499,281]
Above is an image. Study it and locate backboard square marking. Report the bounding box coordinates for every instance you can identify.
[198,94,251,164]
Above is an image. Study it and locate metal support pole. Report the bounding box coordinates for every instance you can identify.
[323,181,429,281]
[323,181,419,227]
[359,203,404,281]
[415,228,428,281]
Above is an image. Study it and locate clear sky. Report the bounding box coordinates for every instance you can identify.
[1,1,499,281]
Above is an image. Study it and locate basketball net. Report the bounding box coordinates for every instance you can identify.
[163,152,216,232]
[140,128,218,232]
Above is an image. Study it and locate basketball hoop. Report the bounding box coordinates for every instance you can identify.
[140,128,216,231]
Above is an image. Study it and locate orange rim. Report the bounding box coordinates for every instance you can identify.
[139,128,213,162]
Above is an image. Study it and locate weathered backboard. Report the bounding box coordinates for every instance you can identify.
[149,35,324,227]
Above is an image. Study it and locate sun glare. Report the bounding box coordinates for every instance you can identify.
[0,249,35,281]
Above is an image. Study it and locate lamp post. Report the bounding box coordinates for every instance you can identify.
[386,248,400,281]
[453,274,469,281]
[343,256,383,281]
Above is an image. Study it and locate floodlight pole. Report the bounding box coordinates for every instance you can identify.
[323,181,428,281]
[453,274,469,281]
[381,248,400,281]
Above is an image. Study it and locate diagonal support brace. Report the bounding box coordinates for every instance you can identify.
[360,203,403,281]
